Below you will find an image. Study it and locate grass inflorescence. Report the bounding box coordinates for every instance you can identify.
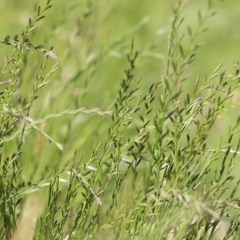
[0,0,240,239]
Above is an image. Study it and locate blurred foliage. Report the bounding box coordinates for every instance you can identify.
[0,0,239,176]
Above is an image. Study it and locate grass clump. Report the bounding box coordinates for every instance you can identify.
[0,0,240,239]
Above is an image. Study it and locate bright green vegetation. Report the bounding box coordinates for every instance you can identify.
[1,0,240,239]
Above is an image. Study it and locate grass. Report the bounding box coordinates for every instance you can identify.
[0,0,240,239]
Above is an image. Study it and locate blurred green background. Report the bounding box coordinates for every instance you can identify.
[0,0,239,178]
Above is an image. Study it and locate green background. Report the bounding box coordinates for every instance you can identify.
[0,0,239,178]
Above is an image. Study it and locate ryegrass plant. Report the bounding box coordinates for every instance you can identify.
[0,0,240,239]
